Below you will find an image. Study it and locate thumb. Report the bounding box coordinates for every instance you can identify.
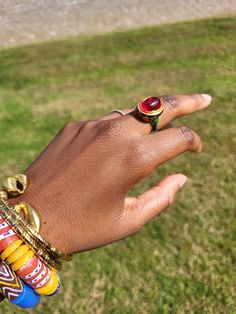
[122,174,187,235]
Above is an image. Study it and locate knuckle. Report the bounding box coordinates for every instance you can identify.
[161,95,180,112]
[82,120,98,130]
[62,122,79,131]
[179,126,195,146]
[98,120,126,137]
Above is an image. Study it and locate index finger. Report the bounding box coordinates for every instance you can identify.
[156,94,212,130]
[105,93,212,134]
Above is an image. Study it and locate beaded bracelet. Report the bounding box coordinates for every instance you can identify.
[0,174,68,309]
[0,199,60,269]
[0,260,40,308]
[4,175,70,260]
[0,215,60,306]
[0,198,63,269]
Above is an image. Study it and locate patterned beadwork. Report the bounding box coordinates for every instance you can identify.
[0,261,23,301]
[0,215,59,296]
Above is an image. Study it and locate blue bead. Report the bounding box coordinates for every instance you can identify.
[12,282,40,308]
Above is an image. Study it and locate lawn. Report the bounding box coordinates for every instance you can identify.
[0,16,235,313]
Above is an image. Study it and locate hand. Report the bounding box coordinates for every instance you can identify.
[13,94,211,255]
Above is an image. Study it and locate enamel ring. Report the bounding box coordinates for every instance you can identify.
[136,96,164,131]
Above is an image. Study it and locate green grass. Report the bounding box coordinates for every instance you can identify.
[0,16,236,313]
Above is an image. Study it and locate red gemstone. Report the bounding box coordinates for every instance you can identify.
[140,97,161,112]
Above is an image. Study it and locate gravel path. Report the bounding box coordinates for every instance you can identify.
[0,0,235,48]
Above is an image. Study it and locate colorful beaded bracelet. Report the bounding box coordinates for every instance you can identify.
[0,199,63,269]
[0,261,40,308]
[1,175,71,266]
[0,174,67,309]
[0,215,60,307]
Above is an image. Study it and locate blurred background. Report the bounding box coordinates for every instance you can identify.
[0,1,235,313]
[1,0,236,48]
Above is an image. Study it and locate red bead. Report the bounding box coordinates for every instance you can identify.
[0,235,19,252]
[0,225,12,236]
[140,97,161,113]
[17,256,38,277]
[0,217,11,235]
[31,267,50,289]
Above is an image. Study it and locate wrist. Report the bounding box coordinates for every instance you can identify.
[9,191,72,256]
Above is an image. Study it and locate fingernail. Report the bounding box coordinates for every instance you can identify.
[201,94,212,105]
[179,175,188,188]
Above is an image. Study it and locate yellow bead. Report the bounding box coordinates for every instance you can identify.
[1,239,23,260]
[6,244,29,265]
[35,271,59,295]
[11,250,35,272]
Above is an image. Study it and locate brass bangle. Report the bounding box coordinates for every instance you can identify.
[0,173,72,268]
[14,202,70,262]
[0,199,62,270]
[15,202,41,233]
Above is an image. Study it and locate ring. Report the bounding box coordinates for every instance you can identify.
[136,96,164,131]
[110,109,125,116]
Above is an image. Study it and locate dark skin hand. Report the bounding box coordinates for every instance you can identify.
[12,93,212,255]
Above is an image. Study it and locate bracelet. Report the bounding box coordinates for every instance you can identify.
[1,175,71,264]
[0,260,40,308]
[0,199,61,269]
[0,217,60,303]
[15,202,71,262]
[0,174,68,309]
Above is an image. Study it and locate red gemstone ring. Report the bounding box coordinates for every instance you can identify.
[136,96,164,131]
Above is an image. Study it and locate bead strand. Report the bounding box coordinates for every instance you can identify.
[0,174,65,309]
[0,215,60,296]
[0,260,40,308]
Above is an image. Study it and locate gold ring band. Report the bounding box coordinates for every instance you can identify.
[110,109,125,116]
